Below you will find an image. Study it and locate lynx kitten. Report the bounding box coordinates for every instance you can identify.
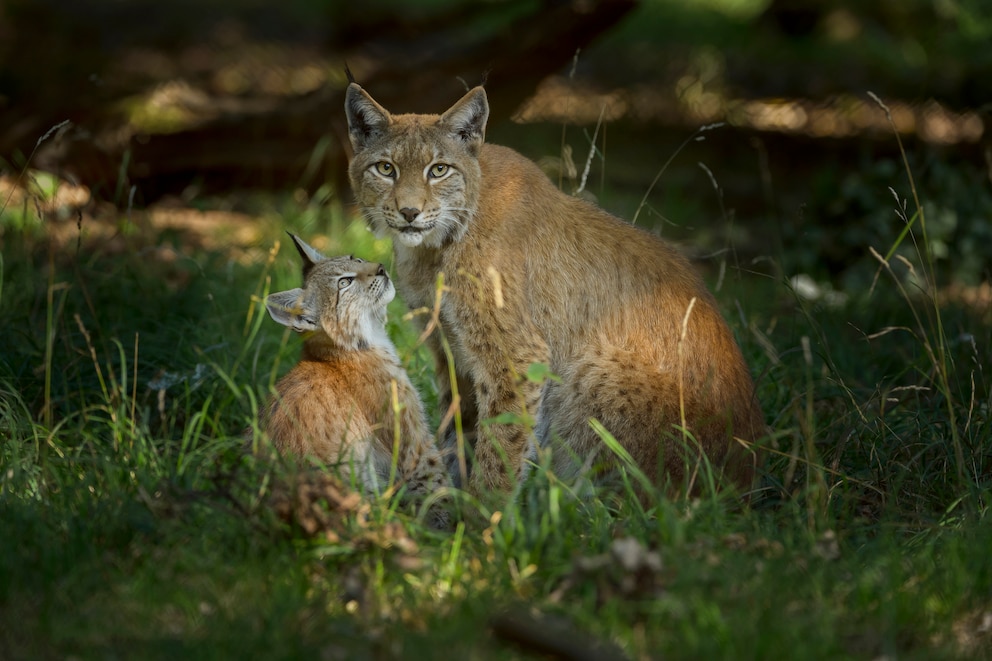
[259,233,449,518]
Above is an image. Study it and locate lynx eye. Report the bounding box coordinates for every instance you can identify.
[428,163,450,179]
[337,276,354,290]
[374,162,395,178]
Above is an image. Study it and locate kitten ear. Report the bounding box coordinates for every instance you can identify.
[287,232,324,279]
[345,83,391,151]
[266,288,319,333]
[440,86,489,153]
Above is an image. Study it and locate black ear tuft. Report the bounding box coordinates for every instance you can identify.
[345,84,391,151]
[287,232,325,279]
[344,64,357,85]
[439,87,489,153]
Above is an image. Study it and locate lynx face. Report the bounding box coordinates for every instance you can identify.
[345,84,488,248]
[266,234,395,351]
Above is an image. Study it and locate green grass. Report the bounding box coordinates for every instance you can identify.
[1,153,991,660]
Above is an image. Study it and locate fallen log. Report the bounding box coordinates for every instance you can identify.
[22,0,636,203]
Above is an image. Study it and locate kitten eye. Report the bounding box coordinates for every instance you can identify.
[338,277,354,290]
[374,162,395,177]
[428,163,450,179]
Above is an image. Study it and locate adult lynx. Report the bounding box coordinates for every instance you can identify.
[345,83,765,497]
[260,233,449,515]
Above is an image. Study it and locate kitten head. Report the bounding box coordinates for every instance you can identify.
[266,233,395,352]
[345,83,489,249]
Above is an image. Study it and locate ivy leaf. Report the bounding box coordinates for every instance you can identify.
[525,362,561,384]
[485,411,535,427]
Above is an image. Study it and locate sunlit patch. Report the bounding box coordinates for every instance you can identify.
[513,76,985,145]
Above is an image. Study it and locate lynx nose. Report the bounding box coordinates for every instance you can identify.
[376,264,386,277]
[398,207,420,223]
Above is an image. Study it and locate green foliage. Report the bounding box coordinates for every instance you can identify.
[2,151,991,660]
[791,153,992,288]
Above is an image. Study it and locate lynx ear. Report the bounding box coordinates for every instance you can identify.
[287,232,325,279]
[266,288,319,333]
[345,83,391,151]
[439,86,489,153]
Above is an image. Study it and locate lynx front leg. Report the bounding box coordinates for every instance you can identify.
[387,376,452,529]
[425,329,478,486]
[466,332,549,495]
[443,264,549,496]
[398,438,452,530]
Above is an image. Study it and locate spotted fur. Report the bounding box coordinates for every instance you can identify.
[345,84,766,498]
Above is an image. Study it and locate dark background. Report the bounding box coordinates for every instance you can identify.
[2,0,990,287]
